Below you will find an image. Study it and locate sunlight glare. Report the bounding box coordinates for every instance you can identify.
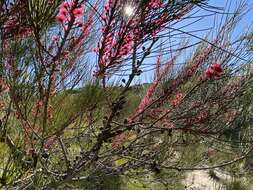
[124,5,134,17]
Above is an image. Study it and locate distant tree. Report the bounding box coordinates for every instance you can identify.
[0,0,253,189]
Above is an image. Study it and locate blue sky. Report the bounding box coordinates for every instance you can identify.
[200,0,253,38]
[105,0,253,84]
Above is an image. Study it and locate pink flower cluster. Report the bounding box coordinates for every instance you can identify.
[130,56,175,121]
[56,1,84,23]
[119,32,134,56]
[149,0,164,9]
[104,0,113,14]
[97,31,134,68]
[171,92,184,106]
[100,0,113,22]
[205,63,224,80]
[177,45,215,83]
[96,19,135,75]
[195,111,209,123]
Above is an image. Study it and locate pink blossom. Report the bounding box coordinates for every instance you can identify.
[205,63,223,80]
[104,3,110,13]
[73,7,84,17]
[101,15,107,20]
[52,35,59,41]
[56,14,66,23]
[61,2,69,9]
[60,8,68,16]
[211,63,223,73]
[149,0,163,9]
[130,56,176,121]
[171,92,184,106]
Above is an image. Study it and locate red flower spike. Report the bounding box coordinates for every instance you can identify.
[205,63,224,80]
[211,63,223,73]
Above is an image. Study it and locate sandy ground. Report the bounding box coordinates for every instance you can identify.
[183,170,231,190]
